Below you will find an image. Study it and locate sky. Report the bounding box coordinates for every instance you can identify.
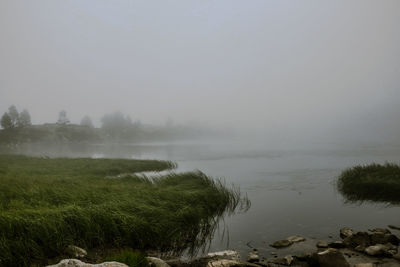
[1,1,400,144]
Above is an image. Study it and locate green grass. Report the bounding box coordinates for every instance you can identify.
[337,163,400,204]
[0,155,249,267]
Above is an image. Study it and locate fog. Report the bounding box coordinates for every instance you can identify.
[1,0,400,146]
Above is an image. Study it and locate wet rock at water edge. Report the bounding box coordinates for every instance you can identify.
[147,257,171,267]
[340,227,354,239]
[364,243,397,257]
[388,225,400,231]
[316,241,329,248]
[343,231,371,248]
[287,235,306,243]
[270,235,305,248]
[46,259,128,267]
[207,250,240,261]
[265,255,295,266]
[270,239,293,248]
[316,248,350,267]
[65,245,87,258]
[247,250,259,263]
[369,231,399,246]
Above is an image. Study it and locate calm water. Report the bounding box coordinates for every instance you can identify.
[6,142,400,257]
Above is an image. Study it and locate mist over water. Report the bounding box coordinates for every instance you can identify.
[1,0,400,147]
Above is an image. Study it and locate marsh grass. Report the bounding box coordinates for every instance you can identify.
[0,155,249,267]
[337,163,400,204]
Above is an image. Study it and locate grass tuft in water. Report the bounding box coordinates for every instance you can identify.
[337,163,400,204]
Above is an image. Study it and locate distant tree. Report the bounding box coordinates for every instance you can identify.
[80,115,94,128]
[57,110,70,125]
[101,111,133,139]
[1,112,13,129]
[17,109,32,127]
[8,105,19,127]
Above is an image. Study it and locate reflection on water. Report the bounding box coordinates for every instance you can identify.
[2,142,400,258]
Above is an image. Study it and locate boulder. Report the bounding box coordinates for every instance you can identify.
[354,264,375,267]
[46,259,128,267]
[316,241,329,248]
[270,239,293,248]
[65,246,87,258]
[340,227,354,239]
[316,248,350,267]
[147,257,171,267]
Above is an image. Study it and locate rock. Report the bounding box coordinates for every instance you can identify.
[247,250,259,263]
[316,241,329,248]
[207,260,259,267]
[287,235,306,243]
[343,231,371,248]
[147,257,171,267]
[328,241,346,248]
[316,248,350,267]
[340,227,354,239]
[388,225,400,231]
[270,239,293,248]
[369,228,391,234]
[364,243,396,256]
[207,251,240,261]
[65,245,87,258]
[266,255,293,266]
[207,259,240,267]
[354,264,375,267]
[369,232,399,246]
[46,259,128,267]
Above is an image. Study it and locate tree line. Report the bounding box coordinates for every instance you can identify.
[1,105,31,129]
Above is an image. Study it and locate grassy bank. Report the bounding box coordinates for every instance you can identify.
[337,163,400,204]
[0,155,248,267]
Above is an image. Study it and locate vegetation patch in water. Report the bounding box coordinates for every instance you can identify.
[337,163,400,204]
[0,155,249,267]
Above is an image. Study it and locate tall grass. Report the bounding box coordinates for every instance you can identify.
[0,155,249,267]
[337,163,400,204]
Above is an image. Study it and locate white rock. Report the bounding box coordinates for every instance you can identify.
[287,235,306,243]
[147,257,170,267]
[46,259,128,267]
[207,250,240,261]
[206,259,241,267]
[364,244,389,256]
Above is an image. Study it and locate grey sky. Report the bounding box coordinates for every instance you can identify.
[1,1,400,143]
